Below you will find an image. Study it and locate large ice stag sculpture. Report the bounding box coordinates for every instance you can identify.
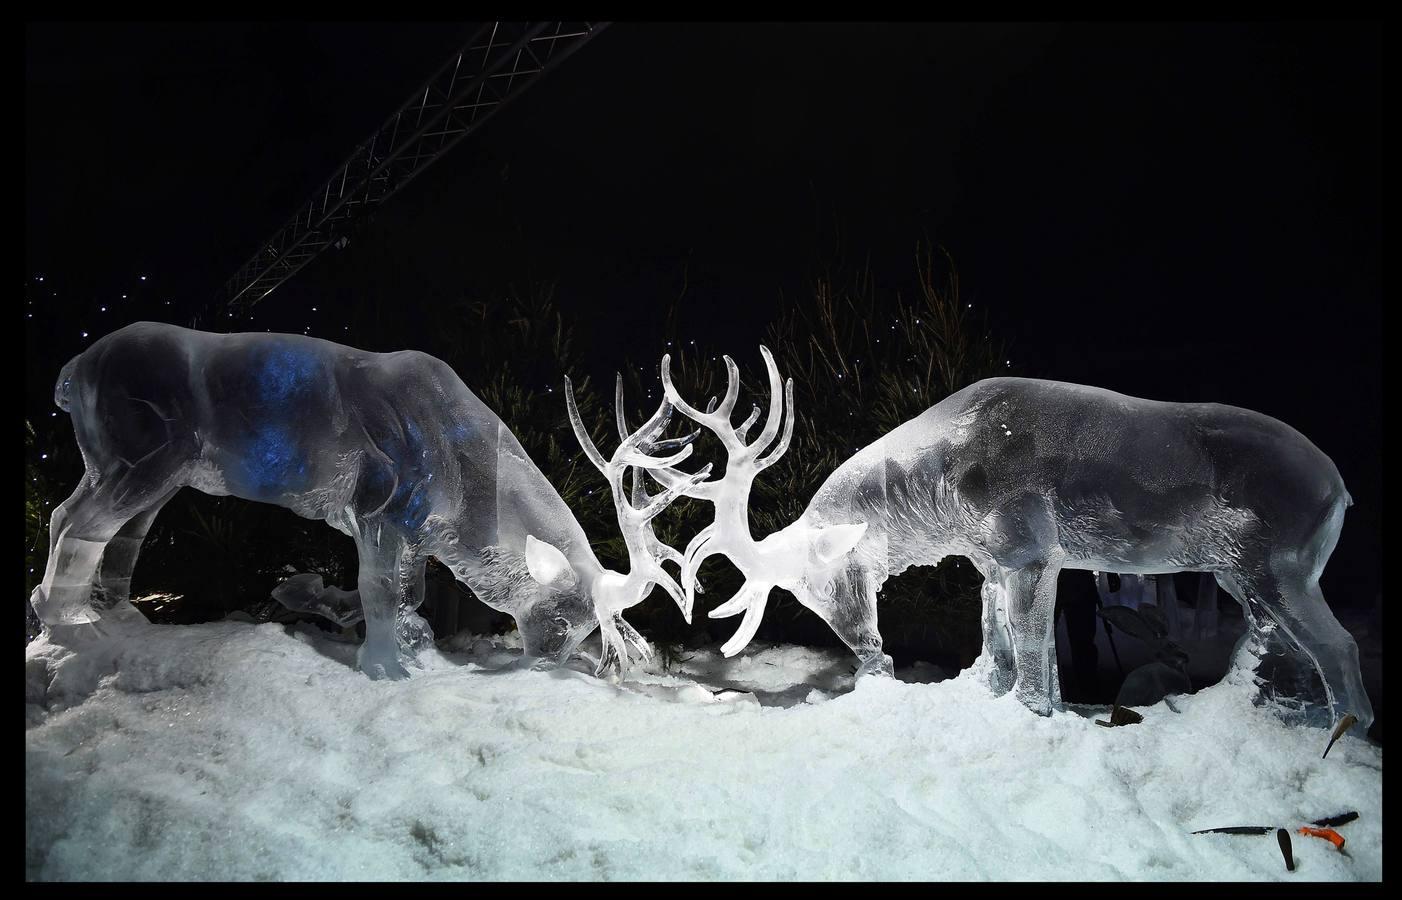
[30,322,694,678]
[659,348,1372,735]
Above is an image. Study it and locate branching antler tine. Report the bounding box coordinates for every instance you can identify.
[614,374,683,455]
[660,353,710,422]
[683,522,716,571]
[639,401,677,448]
[750,345,787,455]
[720,587,772,658]
[644,465,719,501]
[622,395,675,451]
[734,403,762,442]
[614,373,630,443]
[638,463,712,520]
[755,378,795,471]
[564,376,609,474]
[708,587,755,618]
[648,535,685,568]
[680,524,717,613]
[705,396,718,414]
[646,429,701,452]
[621,445,694,470]
[717,355,741,420]
[683,541,722,618]
[646,565,689,620]
[595,615,622,675]
[617,614,653,662]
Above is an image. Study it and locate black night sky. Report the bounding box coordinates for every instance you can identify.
[25,22,1381,602]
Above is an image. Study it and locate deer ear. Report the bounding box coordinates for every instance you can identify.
[524,535,577,587]
[811,522,868,564]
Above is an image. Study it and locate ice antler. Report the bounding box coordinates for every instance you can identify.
[563,374,712,671]
[655,346,796,656]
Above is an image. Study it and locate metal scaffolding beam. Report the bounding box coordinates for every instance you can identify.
[205,21,608,324]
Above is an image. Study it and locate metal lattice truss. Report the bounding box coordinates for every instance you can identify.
[214,21,608,320]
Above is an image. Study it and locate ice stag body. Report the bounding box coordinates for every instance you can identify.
[32,323,692,678]
[663,353,1371,734]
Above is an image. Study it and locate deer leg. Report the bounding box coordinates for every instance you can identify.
[92,487,181,623]
[395,558,434,666]
[33,462,181,629]
[969,563,1017,697]
[1276,576,1373,736]
[1005,557,1064,716]
[32,476,102,622]
[32,480,107,626]
[353,531,413,681]
[1219,568,1372,736]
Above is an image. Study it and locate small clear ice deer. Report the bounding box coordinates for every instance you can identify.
[31,322,699,678]
[656,347,1372,735]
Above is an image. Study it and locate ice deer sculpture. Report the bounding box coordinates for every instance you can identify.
[653,347,1372,736]
[31,322,702,679]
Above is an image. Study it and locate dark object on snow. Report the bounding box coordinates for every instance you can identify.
[1193,824,1348,849]
[1321,713,1358,759]
[1311,811,1359,828]
[1277,828,1294,871]
[1095,705,1144,727]
[1192,812,1358,861]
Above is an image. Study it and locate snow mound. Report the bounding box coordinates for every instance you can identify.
[26,620,1381,881]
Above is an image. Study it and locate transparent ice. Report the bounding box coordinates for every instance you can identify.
[658,347,1372,735]
[30,322,693,679]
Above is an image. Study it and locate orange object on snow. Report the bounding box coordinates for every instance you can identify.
[1296,827,1346,850]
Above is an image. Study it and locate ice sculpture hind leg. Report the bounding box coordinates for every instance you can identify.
[351,530,416,681]
[31,466,183,629]
[1217,568,1373,736]
[92,487,179,619]
[1281,578,1373,735]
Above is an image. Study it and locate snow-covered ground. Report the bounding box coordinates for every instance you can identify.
[26,619,1382,881]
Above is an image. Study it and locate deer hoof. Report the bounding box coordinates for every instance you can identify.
[1014,686,1054,717]
[358,648,411,681]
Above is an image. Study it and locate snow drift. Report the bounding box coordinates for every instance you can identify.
[26,619,1381,881]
